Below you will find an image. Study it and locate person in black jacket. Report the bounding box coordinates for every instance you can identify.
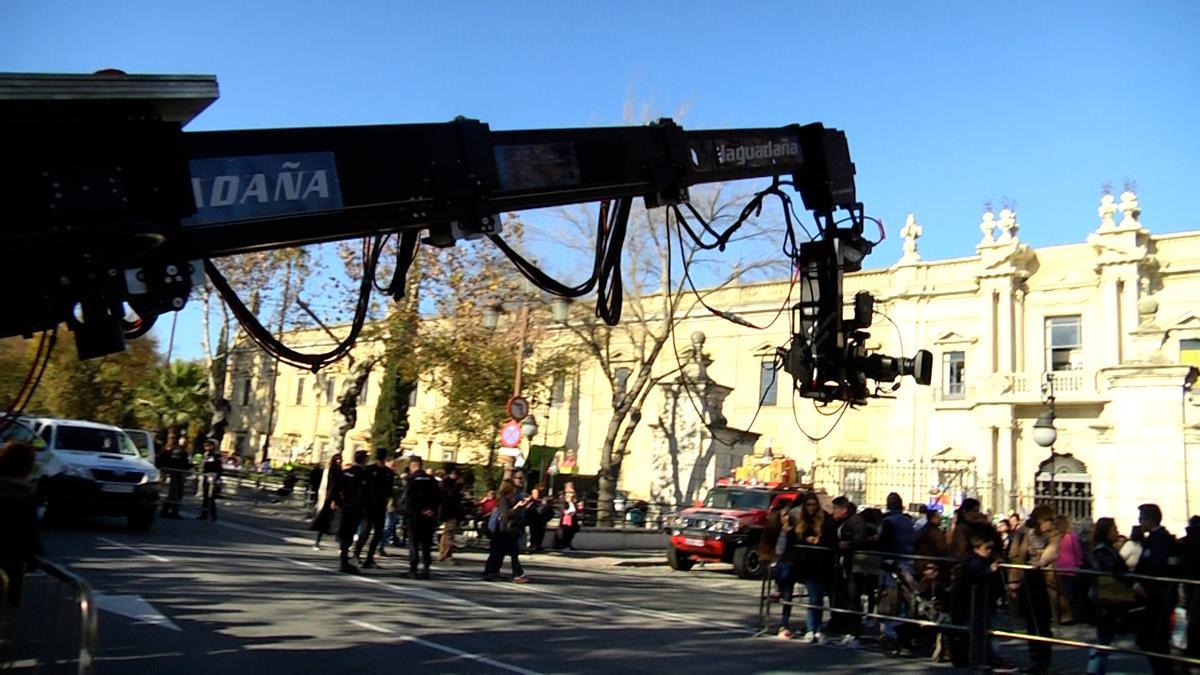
[1183,515,1200,661]
[0,441,40,609]
[353,448,395,569]
[404,455,441,579]
[482,480,529,582]
[1086,517,1135,675]
[197,439,223,521]
[828,496,867,643]
[1133,503,1181,675]
[157,443,190,519]
[309,454,342,549]
[438,468,463,562]
[524,486,550,554]
[334,450,369,574]
[957,532,1001,668]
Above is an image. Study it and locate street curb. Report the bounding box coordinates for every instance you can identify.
[613,559,668,567]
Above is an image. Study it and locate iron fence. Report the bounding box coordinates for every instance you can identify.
[809,460,995,515]
[2,557,97,674]
[1014,481,1095,524]
[757,543,1200,670]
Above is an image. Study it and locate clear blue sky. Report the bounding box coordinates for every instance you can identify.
[3,1,1198,361]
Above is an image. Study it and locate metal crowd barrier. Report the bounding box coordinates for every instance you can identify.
[2,557,98,674]
[577,500,677,530]
[758,543,1200,670]
[157,466,316,512]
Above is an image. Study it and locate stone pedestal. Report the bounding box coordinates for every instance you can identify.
[648,344,759,507]
[1091,364,1197,531]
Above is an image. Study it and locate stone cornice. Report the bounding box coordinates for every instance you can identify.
[1099,363,1198,388]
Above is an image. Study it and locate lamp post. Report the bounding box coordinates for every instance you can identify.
[483,285,545,473]
[1033,372,1058,507]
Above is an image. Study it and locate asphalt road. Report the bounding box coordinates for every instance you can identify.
[17,503,1154,674]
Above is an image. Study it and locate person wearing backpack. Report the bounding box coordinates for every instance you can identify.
[482,481,529,582]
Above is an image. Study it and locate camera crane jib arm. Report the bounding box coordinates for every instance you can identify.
[0,72,928,405]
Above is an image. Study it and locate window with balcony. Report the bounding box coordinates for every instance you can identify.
[942,351,965,400]
[294,376,306,406]
[1045,316,1083,371]
[1182,339,1200,369]
[759,359,779,406]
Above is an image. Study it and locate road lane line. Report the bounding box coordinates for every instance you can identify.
[205,511,740,629]
[279,557,503,614]
[97,536,171,563]
[397,635,544,675]
[506,579,749,632]
[348,620,542,675]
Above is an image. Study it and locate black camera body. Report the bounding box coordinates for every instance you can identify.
[785,220,932,405]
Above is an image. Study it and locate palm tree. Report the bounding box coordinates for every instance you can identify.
[137,361,211,449]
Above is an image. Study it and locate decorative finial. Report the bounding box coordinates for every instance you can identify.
[997,208,1018,243]
[1119,190,1141,228]
[1098,192,1117,231]
[978,209,996,245]
[899,213,922,262]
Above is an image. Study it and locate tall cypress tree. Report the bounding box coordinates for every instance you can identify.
[369,358,414,453]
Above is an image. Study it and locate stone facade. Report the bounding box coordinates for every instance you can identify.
[223,192,1200,530]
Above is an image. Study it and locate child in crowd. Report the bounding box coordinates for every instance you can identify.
[957,533,1000,667]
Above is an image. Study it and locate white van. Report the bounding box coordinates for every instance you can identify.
[24,417,161,530]
[122,428,157,462]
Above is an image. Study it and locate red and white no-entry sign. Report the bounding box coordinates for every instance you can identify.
[499,420,522,448]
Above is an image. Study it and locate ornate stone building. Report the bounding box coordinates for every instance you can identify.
[224,191,1200,530]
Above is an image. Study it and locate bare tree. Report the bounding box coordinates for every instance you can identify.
[531,183,785,524]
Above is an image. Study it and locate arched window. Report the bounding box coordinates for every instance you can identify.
[1034,453,1093,522]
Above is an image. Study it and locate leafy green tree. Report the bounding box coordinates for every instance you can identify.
[8,331,164,427]
[136,360,212,446]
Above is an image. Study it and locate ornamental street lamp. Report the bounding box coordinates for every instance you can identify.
[520,415,539,444]
[1033,372,1059,504]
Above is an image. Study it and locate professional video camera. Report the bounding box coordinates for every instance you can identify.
[786,215,932,405]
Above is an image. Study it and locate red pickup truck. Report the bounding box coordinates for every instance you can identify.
[667,481,812,579]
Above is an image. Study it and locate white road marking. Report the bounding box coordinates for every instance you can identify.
[94,593,181,631]
[349,620,543,675]
[206,511,738,630]
[280,557,502,614]
[97,536,170,563]
[203,518,290,542]
[507,579,749,632]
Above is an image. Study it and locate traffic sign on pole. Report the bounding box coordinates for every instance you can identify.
[506,396,529,421]
[499,419,522,448]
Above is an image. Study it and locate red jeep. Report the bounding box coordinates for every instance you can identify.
[666,481,809,579]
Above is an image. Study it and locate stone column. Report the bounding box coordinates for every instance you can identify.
[1092,364,1196,531]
